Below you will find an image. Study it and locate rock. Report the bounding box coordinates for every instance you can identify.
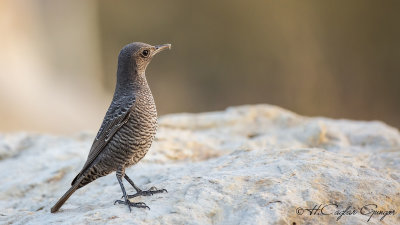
[0,104,399,225]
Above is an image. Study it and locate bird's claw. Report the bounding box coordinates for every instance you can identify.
[127,187,167,199]
[114,199,150,211]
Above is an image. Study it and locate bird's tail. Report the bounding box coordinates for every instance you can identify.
[51,176,83,213]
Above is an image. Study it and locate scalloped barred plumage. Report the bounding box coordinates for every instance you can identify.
[51,42,171,213]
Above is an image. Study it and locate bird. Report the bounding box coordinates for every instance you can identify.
[51,42,171,213]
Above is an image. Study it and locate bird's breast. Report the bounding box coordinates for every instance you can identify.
[126,89,158,141]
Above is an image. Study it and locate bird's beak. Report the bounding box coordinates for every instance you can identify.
[153,44,171,55]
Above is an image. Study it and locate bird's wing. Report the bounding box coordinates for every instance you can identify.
[71,96,135,185]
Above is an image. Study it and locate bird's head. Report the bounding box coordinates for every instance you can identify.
[118,42,171,76]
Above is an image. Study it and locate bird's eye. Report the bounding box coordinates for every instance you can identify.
[141,49,150,58]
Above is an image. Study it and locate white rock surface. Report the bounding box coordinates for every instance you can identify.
[0,105,399,225]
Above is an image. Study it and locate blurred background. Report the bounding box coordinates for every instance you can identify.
[0,0,399,134]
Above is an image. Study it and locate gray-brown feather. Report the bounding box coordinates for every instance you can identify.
[76,75,157,188]
[51,42,169,213]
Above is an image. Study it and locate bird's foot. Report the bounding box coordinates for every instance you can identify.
[114,199,150,211]
[127,186,168,199]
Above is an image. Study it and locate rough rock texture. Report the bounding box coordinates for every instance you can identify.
[0,105,399,225]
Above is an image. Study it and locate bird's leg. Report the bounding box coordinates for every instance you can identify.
[124,174,167,199]
[124,174,143,193]
[114,167,150,211]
